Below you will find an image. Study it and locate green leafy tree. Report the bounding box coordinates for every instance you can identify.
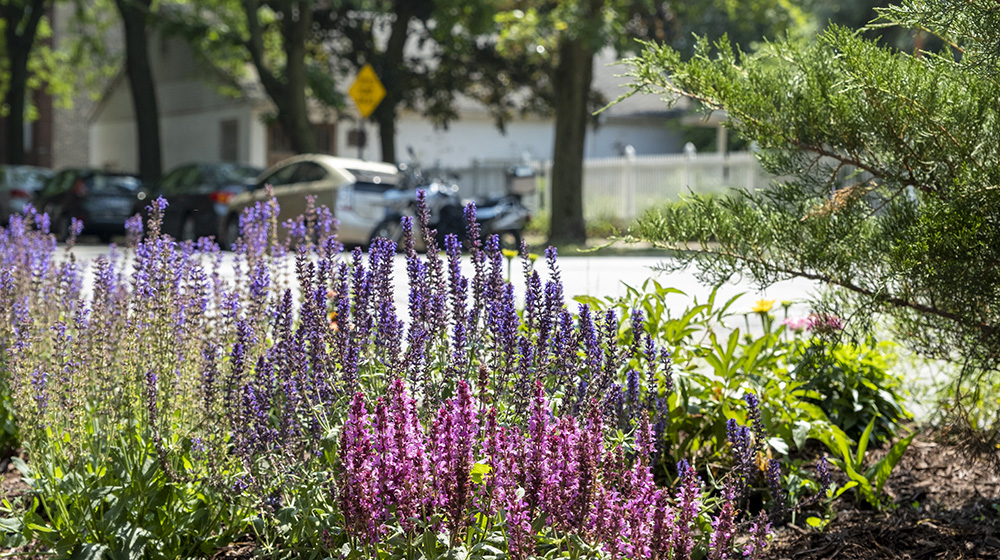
[312,0,500,164]
[1,0,52,164]
[622,0,1000,449]
[166,0,345,155]
[493,0,811,246]
[0,0,131,166]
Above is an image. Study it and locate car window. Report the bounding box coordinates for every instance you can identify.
[259,163,299,188]
[204,164,261,187]
[347,168,401,193]
[89,174,141,194]
[293,162,328,183]
[159,166,198,195]
[40,171,74,197]
[346,169,400,186]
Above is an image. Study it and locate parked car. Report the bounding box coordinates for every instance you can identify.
[225,154,402,247]
[35,168,143,242]
[134,162,262,242]
[0,165,53,225]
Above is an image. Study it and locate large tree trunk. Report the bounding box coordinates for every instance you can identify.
[373,1,415,164]
[548,36,593,246]
[116,0,161,183]
[243,0,316,154]
[375,107,396,164]
[280,3,315,154]
[1,0,47,165]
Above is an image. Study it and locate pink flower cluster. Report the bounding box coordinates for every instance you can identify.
[337,379,768,559]
[782,313,844,335]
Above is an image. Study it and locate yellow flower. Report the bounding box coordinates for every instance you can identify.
[751,299,775,313]
[501,249,518,259]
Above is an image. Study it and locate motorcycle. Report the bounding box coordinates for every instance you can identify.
[369,156,532,252]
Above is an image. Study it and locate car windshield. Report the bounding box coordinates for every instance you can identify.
[90,174,141,194]
[203,165,261,186]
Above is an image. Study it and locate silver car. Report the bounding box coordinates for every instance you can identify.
[0,165,53,226]
[225,154,402,247]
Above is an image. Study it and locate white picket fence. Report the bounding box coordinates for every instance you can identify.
[451,151,774,222]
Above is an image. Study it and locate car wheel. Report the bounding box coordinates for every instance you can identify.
[180,214,197,242]
[369,218,405,250]
[55,214,71,243]
[222,215,240,250]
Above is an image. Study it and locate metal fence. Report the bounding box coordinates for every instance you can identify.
[450,151,775,222]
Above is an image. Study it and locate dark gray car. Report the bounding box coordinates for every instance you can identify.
[133,163,262,242]
[35,168,143,242]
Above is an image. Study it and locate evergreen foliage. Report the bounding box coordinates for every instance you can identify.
[621,0,1000,450]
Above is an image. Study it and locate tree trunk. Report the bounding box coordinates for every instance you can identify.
[242,0,316,155]
[116,0,161,183]
[375,106,396,164]
[280,2,315,154]
[547,37,593,246]
[1,0,47,165]
[373,1,415,164]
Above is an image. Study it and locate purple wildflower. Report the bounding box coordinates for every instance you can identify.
[767,459,785,518]
[650,490,676,560]
[708,483,739,560]
[339,393,382,545]
[429,380,478,543]
[525,382,550,512]
[817,455,833,496]
[673,460,702,560]
[742,511,772,559]
[726,418,755,498]
[744,392,766,455]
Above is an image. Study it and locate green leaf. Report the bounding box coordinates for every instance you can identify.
[71,542,111,560]
[792,420,812,450]
[806,516,823,528]
[855,416,878,470]
[0,517,23,533]
[812,423,853,462]
[470,462,492,485]
[572,295,605,309]
[869,430,918,496]
[767,436,789,456]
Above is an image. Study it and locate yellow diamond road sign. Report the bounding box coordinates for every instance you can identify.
[349,64,386,119]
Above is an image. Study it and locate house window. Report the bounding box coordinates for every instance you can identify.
[220,119,239,162]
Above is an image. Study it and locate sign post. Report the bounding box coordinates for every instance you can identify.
[348,64,386,160]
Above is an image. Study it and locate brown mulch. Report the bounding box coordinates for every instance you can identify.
[766,434,1000,560]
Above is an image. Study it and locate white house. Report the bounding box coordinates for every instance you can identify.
[89,34,689,176]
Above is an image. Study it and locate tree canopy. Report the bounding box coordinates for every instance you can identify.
[490,0,814,246]
[622,0,1000,448]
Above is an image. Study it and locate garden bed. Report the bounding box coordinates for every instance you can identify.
[5,431,996,559]
[767,433,1000,560]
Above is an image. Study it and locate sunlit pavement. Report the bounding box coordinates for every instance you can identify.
[67,241,822,321]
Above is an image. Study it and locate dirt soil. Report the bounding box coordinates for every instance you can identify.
[766,432,1000,560]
